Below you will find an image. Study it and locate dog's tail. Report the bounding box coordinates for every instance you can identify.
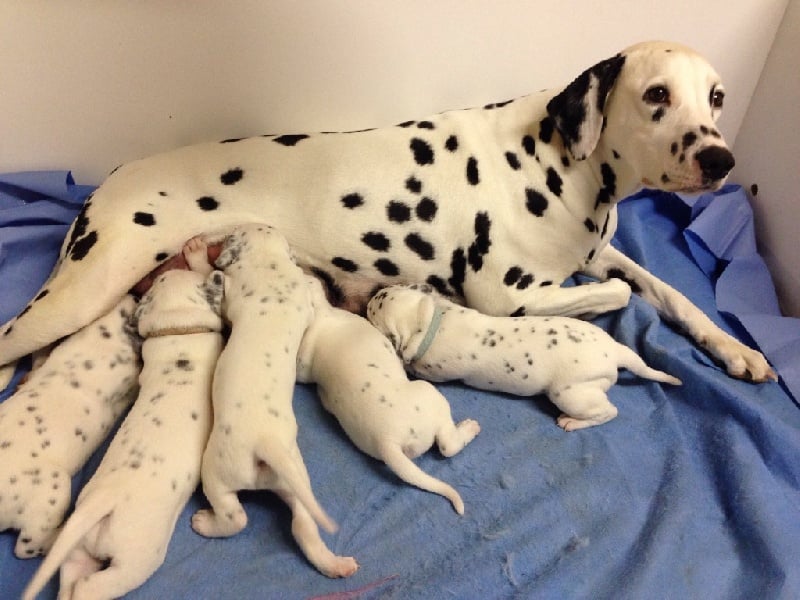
[379,442,465,515]
[616,343,682,386]
[22,488,114,600]
[255,437,338,534]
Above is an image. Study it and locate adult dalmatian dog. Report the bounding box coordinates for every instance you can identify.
[0,41,776,384]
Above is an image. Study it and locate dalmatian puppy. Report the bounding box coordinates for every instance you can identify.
[0,41,775,390]
[0,295,140,559]
[297,276,480,515]
[367,285,682,431]
[191,224,357,579]
[22,239,224,600]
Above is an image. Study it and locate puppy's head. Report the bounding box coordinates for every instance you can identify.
[134,269,224,337]
[215,223,294,270]
[366,285,437,360]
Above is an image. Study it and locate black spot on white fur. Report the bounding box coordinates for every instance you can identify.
[362,232,391,252]
[466,157,480,185]
[273,134,309,146]
[410,138,435,166]
[197,197,219,211]
[220,168,243,185]
[133,212,156,227]
[341,193,364,209]
[525,189,548,217]
[387,201,412,223]
[404,233,435,260]
[415,198,438,222]
[467,213,491,272]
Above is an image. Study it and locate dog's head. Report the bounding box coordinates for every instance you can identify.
[548,40,734,193]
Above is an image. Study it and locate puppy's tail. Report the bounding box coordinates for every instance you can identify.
[379,442,465,515]
[616,343,682,386]
[22,488,113,600]
[255,438,338,534]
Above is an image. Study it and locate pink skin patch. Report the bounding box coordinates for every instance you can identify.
[131,243,223,296]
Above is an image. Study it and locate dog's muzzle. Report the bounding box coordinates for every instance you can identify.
[696,146,736,184]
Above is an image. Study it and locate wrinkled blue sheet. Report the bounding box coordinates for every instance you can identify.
[1,172,798,599]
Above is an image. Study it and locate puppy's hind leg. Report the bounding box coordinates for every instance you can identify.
[192,459,248,538]
[277,490,358,578]
[435,419,481,458]
[57,547,103,600]
[379,442,466,515]
[191,490,248,539]
[552,383,619,431]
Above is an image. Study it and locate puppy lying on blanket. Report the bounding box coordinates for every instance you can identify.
[297,276,480,515]
[192,224,357,579]
[0,295,140,559]
[23,240,223,600]
[367,285,681,431]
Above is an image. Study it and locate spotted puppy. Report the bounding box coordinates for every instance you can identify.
[297,276,480,515]
[368,285,681,431]
[191,224,356,579]
[23,239,223,600]
[0,295,140,559]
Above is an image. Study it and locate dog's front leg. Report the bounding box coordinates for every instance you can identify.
[584,245,777,382]
[465,276,631,320]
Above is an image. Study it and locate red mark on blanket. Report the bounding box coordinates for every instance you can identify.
[307,574,399,600]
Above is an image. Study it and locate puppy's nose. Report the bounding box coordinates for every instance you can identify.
[696,146,736,181]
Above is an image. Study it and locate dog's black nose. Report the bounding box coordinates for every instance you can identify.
[696,146,736,181]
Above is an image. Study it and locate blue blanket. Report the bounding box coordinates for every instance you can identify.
[2,172,798,599]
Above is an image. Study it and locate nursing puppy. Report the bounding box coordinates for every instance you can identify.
[297,276,480,515]
[192,224,356,579]
[23,240,223,600]
[0,295,140,559]
[367,285,681,431]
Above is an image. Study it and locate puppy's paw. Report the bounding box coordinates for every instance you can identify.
[183,236,212,274]
[321,555,359,579]
[191,508,246,538]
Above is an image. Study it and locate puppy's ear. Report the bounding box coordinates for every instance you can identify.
[203,270,225,315]
[546,54,626,160]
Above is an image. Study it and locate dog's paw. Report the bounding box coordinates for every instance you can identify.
[321,555,359,579]
[701,332,777,383]
[191,508,246,538]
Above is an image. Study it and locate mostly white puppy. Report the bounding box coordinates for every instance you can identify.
[0,295,140,559]
[367,285,681,431]
[191,224,357,579]
[23,239,223,600]
[297,276,480,515]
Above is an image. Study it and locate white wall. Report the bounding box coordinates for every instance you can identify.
[0,0,786,183]
[0,1,795,313]
[733,0,799,317]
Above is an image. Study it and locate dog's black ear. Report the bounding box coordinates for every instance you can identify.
[546,54,626,161]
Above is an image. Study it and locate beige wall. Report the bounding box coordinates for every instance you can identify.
[733,0,799,317]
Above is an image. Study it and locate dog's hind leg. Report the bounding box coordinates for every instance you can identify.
[0,236,152,367]
[552,384,619,431]
[277,490,358,578]
[435,419,481,458]
[191,491,248,538]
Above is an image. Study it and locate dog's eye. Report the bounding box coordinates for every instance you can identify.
[710,89,725,109]
[644,86,670,105]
